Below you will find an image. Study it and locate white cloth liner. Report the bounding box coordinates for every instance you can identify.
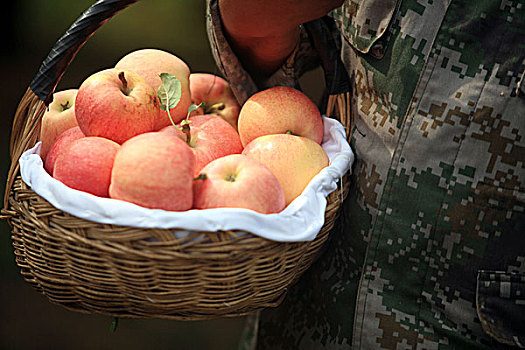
[19,117,354,242]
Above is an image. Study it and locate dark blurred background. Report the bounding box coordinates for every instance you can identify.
[0,1,324,349]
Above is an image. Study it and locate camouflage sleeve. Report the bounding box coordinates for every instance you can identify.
[476,271,525,348]
[205,0,321,105]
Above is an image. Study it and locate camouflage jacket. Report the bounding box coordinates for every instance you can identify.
[206,0,525,349]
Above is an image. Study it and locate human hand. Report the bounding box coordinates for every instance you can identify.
[219,0,344,39]
[218,0,343,79]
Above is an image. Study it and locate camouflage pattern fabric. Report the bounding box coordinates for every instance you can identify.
[207,0,525,348]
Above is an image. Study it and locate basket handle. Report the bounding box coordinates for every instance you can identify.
[303,17,351,97]
[31,0,139,105]
[5,0,139,208]
[303,16,353,138]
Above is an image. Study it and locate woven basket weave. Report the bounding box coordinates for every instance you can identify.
[1,0,352,320]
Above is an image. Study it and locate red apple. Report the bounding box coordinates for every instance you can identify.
[39,89,79,160]
[237,86,324,147]
[160,114,243,175]
[44,126,85,175]
[53,136,120,197]
[75,68,159,144]
[115,48,192,129]
[242,134,329,205]
[193,154,285,213]
[109,131,195,211]
[189,73,241,131]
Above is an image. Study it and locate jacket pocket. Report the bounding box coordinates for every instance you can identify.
[476,270,525,348]
[330,0,400,58]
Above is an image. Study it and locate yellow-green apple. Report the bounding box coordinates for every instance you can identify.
[115,48,192,129]
[237,86,324,147]
[44,126,85,175]
[53,136,120,197]
[39,89,79,160]
[75,68,159,144]
[189,73,241,130]
[242,134,329,205]
[160,114,243,175]
[193,154,285,213]
[109,131,195,211]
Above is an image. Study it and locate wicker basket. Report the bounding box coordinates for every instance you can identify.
[1,0,352,320]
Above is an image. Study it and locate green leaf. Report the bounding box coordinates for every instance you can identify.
[186,102,205,119]
[109,317,119,333]
[158,73,182,111]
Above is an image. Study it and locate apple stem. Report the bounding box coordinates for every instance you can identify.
[207,102,226,114]
[225,174,236,182]
[285,130,294,135]
[181,122,191,144]
[118,72,130,96]
[166,107,178,129]
[60,101,71,111]
[194,173,207,181]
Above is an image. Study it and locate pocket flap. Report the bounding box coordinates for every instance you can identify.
[330,0,399,54]
[476,271,525,348]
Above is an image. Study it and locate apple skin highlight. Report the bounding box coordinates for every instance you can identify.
[161,114,243,175]
[243,134,329,205]
[109,131,195,211]
[238,86,324,147]
[39,89,79,160]
[44,126,85,175]
[189,73,241,131]
[193,154,285,214]
[53,136,120,198]
[115,48,192,130]
[75,68,159,144]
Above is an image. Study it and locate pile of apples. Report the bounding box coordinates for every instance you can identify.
[40,48,329,214]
